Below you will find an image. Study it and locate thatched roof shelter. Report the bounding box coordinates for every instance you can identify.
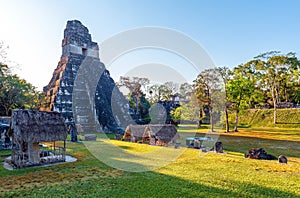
[123,124,179,145]
[11,110,67,143]
[8,110,68,168]
[148,125,179,144]
[123,125,147,142]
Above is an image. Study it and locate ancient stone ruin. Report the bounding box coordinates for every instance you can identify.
[43,20,131,133]
[278,155,288,164]
[0,123,11,149]
[214,141,223,153]
[245,148,277,160]
[8,110,67,169]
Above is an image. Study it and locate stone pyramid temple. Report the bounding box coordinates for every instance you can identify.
[43,20,132,133]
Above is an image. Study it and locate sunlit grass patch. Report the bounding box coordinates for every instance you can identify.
[108,140,161,153]
[0,126,299,197]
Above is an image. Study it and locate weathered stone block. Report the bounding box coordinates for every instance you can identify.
[84,134,97,141]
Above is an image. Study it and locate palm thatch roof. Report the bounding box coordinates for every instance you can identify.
[123,125,147,141]
[123,124,179,144]
[148,124,179,143]
[11,110,67,143]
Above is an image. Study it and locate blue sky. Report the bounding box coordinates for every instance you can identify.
[1,0,300,90]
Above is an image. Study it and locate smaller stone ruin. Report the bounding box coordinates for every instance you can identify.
[84,134,97,141]
[0,117,12,149]
[0,123,11,149]
[245,148,277,160]
[214,142,223,153]
[278,155,288,164]
[8,110,68,169]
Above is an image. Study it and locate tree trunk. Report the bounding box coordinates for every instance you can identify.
[273,78,277,125]
[234,110,239,132]
[4,105,9,116]
[28,142,40,164]
[272,91,277,124]
[209,105,214,132]
[224,105,229,132]
[197,120,201,129]
[273,104,277,125]
[197,107,203,129]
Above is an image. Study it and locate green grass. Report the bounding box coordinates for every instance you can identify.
[229,108,300,128]
[177,124,300,157]
[0,150,12,157]
[0,126,300,197]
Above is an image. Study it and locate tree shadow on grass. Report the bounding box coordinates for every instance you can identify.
[180,131,300,158]
[4,162,299,197]
[0,139,299,197]
[218,135,300,158]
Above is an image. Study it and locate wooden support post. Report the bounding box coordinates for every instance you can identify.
[28,142,40,163]
[63,140,66,160]
[54,141,56,156]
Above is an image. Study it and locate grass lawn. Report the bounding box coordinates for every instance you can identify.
[177,124,300,157]
[0,125,299,197]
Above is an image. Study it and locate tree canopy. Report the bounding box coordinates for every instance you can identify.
[189,52,300,132]
[193,68,224,131]
[0,42,44,116]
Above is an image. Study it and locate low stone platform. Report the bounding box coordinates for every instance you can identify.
[84,134,97,141]
[3,155,77,170]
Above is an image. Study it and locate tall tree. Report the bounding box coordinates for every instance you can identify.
[164,81,179,96]
[117,76,151,124]
[171,93,201,125]
[247,51,300,124]
[179,82,193,99]
[227,74,255,132]
[117,76,150,95]
[0,75,42,116]
[216,66,232,132]
[148,84,161,103]
[148,82,179,103]
[0,63,8,77]
[285,68,300,104]
[0,41,9,76]
[0,41,44,116]
[128,91,151,124]
[234,63,263,108]
[193,68,223,132]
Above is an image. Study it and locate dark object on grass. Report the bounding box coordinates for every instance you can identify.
[215,141,223,153]
[245,148,277,160]
[278,155,288,164]
[115,134,121,140]
[68,122,78,142]
[194,139,200,149]
[174,142,181,149]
